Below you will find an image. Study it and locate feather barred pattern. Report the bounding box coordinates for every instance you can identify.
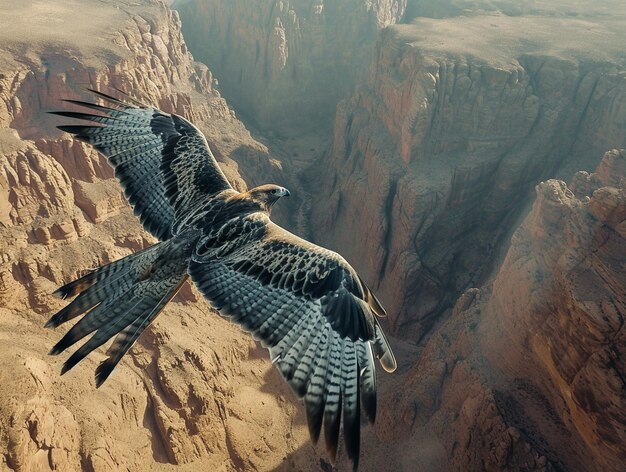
[47,244,161,326]
[47,232,194,386]
[49,89,232,240]
[48,89,396,470]
[189,211,397,469]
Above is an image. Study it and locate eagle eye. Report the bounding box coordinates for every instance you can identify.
[271,189,278,195]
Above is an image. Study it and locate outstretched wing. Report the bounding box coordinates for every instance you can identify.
[50,90,232,240]
[188,212,396,469]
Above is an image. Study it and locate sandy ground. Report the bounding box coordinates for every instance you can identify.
[0,0,169,70]
[398,1,626,67]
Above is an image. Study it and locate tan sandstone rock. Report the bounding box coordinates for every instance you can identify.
[0,1,322,470]
[176,0,408,130]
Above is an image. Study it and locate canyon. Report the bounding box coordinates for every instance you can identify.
[310,8,626,340]
[386,149,626,471]
[1,0,625,471]
[175,0,408,130]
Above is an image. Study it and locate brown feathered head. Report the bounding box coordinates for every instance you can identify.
[244,184,291,211]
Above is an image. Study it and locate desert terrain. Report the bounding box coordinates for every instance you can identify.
[1,0,625,471]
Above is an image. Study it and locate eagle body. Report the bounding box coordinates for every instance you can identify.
[47,90,396,470]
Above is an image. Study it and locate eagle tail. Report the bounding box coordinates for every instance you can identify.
[48,243,160,315]
[46,239,189,386]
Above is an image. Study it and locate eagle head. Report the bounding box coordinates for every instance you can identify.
[246,184,291,210]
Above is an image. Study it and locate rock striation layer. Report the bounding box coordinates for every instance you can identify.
[310,7,626,340]
[175,0,408,130]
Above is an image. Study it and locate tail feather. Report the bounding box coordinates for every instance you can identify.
[47,289,101,329]
[60,294,155,375]
[47,246,159,330]
[50,286,139,357]
[52,268,98,301]
[51,303,109,355]
[47,238,190,385]
[51,244,158,302]
[47,272,135,329]
[94,277,186,387]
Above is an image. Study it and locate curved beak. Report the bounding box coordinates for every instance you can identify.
[283,188,291,197]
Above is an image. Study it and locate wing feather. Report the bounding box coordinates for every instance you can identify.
[274,310,316,380]
[305,326,330,444]
[357,342,377,423]
[323,332,343,462]
[189,212,397,469]
[289,315,325,396]
[342,342,360,468]
[50,90,232,240]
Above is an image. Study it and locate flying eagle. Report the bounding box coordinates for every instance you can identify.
[47,90,396,470]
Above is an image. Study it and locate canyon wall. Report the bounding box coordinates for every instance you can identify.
[478,149,626,471]
[310,10,626,340]
[384,149,626,471]
[0,1,320,470]
[175,0,408,129]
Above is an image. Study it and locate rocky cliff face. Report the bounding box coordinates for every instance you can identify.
[478,149,626,471]
[310,8,626,340]
[0,1,319,470]
[175,0,408,130]
[384,149,626,471]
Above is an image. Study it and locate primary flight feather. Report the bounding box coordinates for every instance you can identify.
[47,89,397,470]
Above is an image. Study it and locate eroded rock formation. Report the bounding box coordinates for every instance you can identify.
[310,9,626,340]
[478,149,626,471]
[385,149,626,471]
[175,0,408,129]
